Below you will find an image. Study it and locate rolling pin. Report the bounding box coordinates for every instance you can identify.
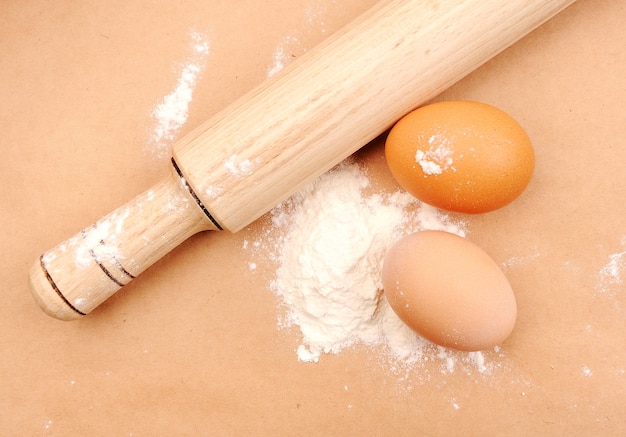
[30,0,574,320]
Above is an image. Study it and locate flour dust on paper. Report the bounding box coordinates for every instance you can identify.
[148,30,211,160]
[596,235,626,295]
[266,0,331,78]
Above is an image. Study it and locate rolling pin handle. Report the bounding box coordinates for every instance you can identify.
[29,163,218,320]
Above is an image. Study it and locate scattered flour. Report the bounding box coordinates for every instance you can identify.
[581,365,593,377]
[149,30,210,159]
[501,250,541,270]
[267,35,301,78]
[224,154,254,176]
[42,206,131,273]
[597,235,626,293]
[415,134,456,175]
[266,1,330,78]
[244,161,499,374]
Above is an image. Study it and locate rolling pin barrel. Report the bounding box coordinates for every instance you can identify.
[30,0,575,320]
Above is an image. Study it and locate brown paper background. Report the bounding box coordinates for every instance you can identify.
[1,1,624,435]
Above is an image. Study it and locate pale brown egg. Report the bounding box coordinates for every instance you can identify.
[382,230,517,351]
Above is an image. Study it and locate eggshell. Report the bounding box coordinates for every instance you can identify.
[385,100,535,214]
[382,230,517,351]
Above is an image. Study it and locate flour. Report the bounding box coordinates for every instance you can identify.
[149,30,210,159]
[224,154,254,176]
[415,134,455,175]
[266,1,329,78]
[597,235,626,293]
[501,250,541,270]
[41,205,131,274]
[244,161,497,374]
[267,35,301,78]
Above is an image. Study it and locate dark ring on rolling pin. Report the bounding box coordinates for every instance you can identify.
[171,158,223,230]
[87,238,135,287]
[39,255,86,316]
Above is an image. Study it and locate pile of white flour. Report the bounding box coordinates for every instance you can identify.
[244,161,495,373]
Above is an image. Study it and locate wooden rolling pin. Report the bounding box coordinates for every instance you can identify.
[30,0,574,320]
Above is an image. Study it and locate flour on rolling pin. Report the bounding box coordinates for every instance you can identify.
[30,0,575,321]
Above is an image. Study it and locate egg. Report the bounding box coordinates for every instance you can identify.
[381,230,517,351]
[385,100,534,213]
